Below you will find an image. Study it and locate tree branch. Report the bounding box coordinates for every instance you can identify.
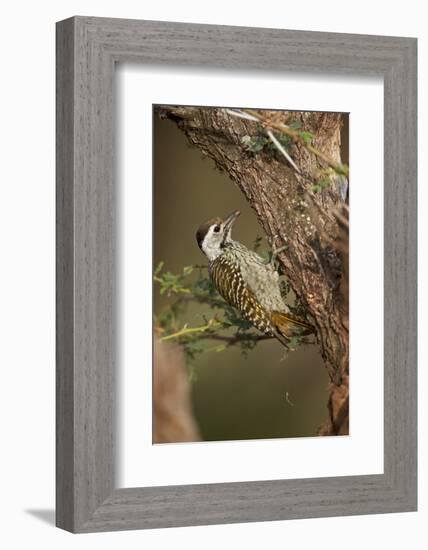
[160,319,223,342]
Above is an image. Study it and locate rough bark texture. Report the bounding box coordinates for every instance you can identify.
[157,107,349,436]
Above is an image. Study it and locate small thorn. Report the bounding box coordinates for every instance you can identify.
[285,392,294,407]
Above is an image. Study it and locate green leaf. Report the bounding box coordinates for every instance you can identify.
[154,261,164,275]
[241,134,268,153]
[214,344,226,353]
[289,120,302,131]
[299,131,314,145]
[182,265,194,276]
[275,133,292,148]
[335,163,349,176]
[311,177,331,193]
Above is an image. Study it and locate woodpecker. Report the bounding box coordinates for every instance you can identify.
[196,210,314,347]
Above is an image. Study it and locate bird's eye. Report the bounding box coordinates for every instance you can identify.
[213,225,221,233]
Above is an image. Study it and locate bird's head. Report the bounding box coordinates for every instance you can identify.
[196,210,240,261]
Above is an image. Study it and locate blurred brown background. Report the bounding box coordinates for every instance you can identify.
[153,109,348,442]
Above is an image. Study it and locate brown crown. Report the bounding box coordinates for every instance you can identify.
[195,217,223,250]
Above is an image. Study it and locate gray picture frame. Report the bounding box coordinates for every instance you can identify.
[56,16,417,533]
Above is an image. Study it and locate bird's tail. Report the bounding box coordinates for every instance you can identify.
[271,310,314,346]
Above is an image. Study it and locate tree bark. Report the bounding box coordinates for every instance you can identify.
[157,106,349,436]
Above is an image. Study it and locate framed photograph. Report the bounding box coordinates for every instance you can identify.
[56,16,417,532]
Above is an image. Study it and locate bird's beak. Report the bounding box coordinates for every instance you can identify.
[223,210,240,234]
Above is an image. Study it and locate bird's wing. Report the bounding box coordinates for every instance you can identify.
[210,255,273,335]
[211,256,315,345]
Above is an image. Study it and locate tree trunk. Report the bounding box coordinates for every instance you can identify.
[157,106,349,436]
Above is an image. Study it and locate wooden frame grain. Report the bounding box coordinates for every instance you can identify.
[56,16,417,533]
